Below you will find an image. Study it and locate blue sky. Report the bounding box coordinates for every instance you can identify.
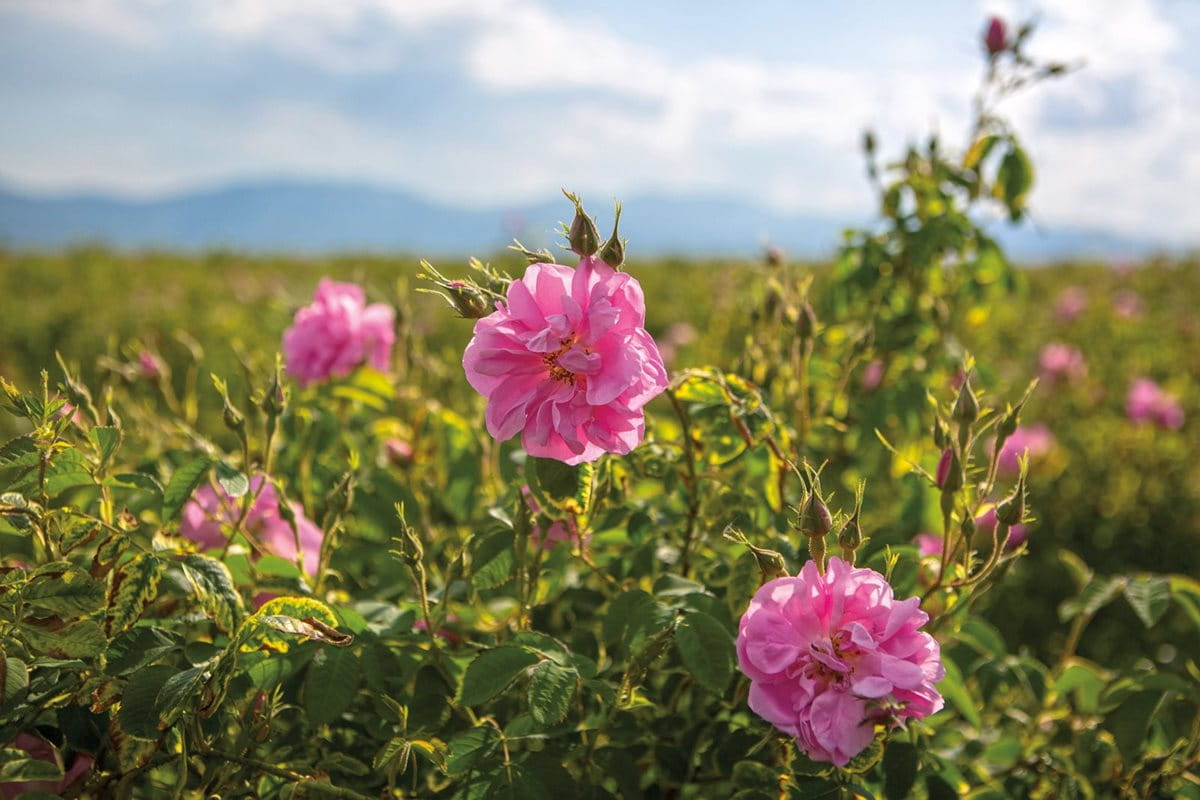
[1,0,1198,243]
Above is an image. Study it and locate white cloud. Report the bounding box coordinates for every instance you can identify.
[1,0,1197,242]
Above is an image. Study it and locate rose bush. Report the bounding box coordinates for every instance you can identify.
[2,17,1199,800]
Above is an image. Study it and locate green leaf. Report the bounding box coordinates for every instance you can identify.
[89,425,121,468]
[162,456,212,522]
[106,552,166,635]
[526,457,593,516]
[1123,575,1170,628]
[305,646,361,724]
[603,589,671,652]
[446,726,500,777]
[20,619,106,659]
[458,647,539,706]
[938,657,981,728]
[0,749,65,782]
[108,471,164,496]
[22,568,106,616]
[105,626,184,675]
[472,529,516,590]
[675,610,734,694]
[179,554,245,634]
[925,775,959,800]
[118,664,175,739]
[1105,689,1163,763]
[526,660,577,726]
[883,741,918,799]
[1,652,29,707]
[1058,575,1124,623]
[238,596,350,653]
[156,664,207,725]
[0,434,38,470]
[215,461,249,498]
[373,737,412,773]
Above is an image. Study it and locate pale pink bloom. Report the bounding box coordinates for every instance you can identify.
[995,424,1054,478]
[0,732,93,799]
[283,279,395,387]
[1038,343,1086,384]
[522,485,587,550]
[54,399,82,425]
[180,475,324,578]
[463,257,668,464]
[138,350,163,380]
[914,533,943,558]
[383,438,414,466]
[861,360,885,392]
[1054,287,1088,322]
[413,614,463,646]
[1127,379,1184,430]
[737,557,944,766]
[1111,289,1144,319]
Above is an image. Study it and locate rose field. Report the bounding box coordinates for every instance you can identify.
[2,13,1200,800]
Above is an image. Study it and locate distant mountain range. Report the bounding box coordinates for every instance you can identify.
[0,179,1176,261]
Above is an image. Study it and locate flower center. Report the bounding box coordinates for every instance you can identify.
[542,335,586,385]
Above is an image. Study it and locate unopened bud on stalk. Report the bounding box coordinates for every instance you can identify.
[223,403,245,434]
[933,417,950,449]
[797,491,833,538]
[445,281,491,319]
[960,513,976,541]
[938,448,963,493]
[565,192,600,256]
[935,448,953,488]
[996,474,1026,526]
[952,376,979,425]
[599,202,625,268]
[984,16,1008,56]
[796,302,818,343]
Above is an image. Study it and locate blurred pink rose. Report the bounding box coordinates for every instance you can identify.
[995,424,1054,477]
[138,350,163,380]
[283,279,395,388]
[914,533,943,558]
[463,256,668,464]
[1054,287,1088,322]
[383,437,414,466]
[1126,378,1184,430]
[1111,289,1144,319]
[0,733,93,799]
[1038,342,1086,384]
[861,360,885,391]
[180,475,324,578]
[737,558,944,766]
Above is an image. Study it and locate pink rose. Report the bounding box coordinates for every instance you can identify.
[463,256,668,464]
[138,350,163,380]
[994,424,1054,478]
[737,558,944,766]
[1112,289,1144,319]
[1054,287,1088,323]
[1126,378,1184,430]
[0,732,93,799]
[180,475,324,578]
[861,360,885,392]
[383,438,414,466]
[914,533,944,558]
[283,279,395,387]
[1038,343,1086,384]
